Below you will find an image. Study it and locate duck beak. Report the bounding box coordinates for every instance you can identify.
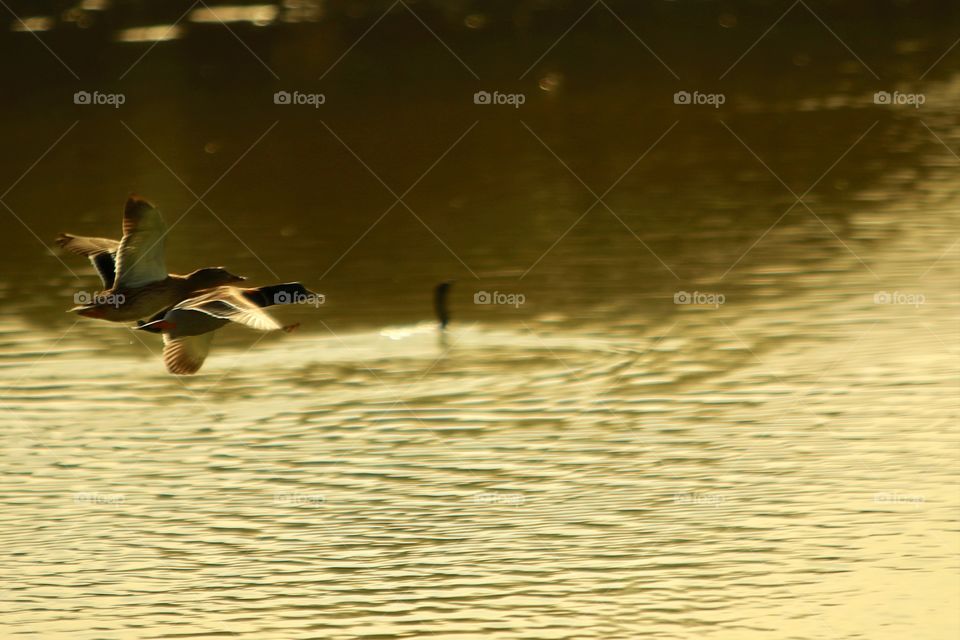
[77,307,105,319]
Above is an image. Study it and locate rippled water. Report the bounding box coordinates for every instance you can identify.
[2,3,959,639]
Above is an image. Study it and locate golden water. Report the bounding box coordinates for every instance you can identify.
[0,4,958,638]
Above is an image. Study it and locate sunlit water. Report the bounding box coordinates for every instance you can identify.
[1,5,959,638]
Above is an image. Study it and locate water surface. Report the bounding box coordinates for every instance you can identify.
[1,3,958,638]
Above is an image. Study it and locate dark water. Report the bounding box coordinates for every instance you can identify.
[1,2,958,638]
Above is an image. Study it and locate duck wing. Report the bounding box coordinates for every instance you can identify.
[159,287,279,374]
[162,332,214,375]
[55,234,120,257]
[55,233,120,289]
[174,286,283,332]
[113,196,168,289]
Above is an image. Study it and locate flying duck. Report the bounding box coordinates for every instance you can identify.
[56,195,245,322]
[136,283,316,375]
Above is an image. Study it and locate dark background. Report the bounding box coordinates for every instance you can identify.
[0,0,957,330]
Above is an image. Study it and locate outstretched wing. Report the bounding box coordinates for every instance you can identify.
[55,233,120,288]
[174,286,282,332]
[113,196,168,289]
[55,233,120,257]
[162,332,214,375]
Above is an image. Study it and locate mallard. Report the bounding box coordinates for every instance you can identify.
[56,195,245,322]
[136,283,316,375]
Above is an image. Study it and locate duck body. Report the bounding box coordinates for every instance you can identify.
[137,283,314,375]
[57,196,244,322]
[72,271,245,322]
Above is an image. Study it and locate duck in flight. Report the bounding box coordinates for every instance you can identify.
[136,283,316,375]
[57,195,245,322]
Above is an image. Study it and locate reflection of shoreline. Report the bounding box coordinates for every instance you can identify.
[2,1,960,92]
[2,1,959,59]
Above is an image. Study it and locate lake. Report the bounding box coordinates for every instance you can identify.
[1,2,958,638]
